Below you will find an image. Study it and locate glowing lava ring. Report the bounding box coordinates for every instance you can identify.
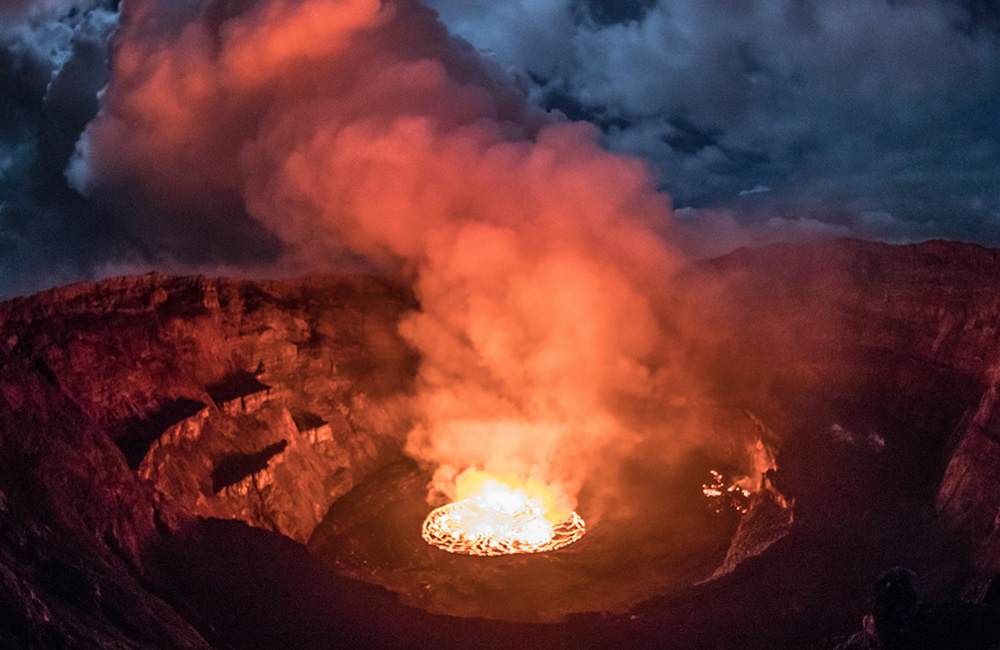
[421,499,586,556]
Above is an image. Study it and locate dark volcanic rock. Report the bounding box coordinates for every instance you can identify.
[937,377,1000,576]
[0,273,418,647]
[700,240,1000,577]
[0,354,210,648]
[1,240,1000,648]
[835,568,1000,650]
[710,477,794,579]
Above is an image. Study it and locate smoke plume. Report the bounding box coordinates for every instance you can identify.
[73,0,700,511]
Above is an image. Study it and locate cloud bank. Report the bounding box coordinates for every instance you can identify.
[0,0,120,296]
[428,0,1000,252]
[1,0,998,296]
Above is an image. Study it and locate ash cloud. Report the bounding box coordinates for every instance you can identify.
[427,0,1000,252]
[2,1,998,298]
[66,0,717,512]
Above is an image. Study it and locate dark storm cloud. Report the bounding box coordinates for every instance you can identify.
[572,0,657,27]
[427,0,1000,254]
[0,0,128,298]
[0,0,288,299]
[1,0,999,298]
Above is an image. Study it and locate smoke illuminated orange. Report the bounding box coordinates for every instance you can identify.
[421,471,585,555]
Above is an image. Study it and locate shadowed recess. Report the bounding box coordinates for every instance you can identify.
[212,440,289,493]
[115,397,206,468]
[206,371,270,405]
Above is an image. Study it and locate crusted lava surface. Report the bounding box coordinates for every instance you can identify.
[308,450,737,623]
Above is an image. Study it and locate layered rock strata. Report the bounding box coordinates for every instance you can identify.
[0,274,417,646]
[1,240,999,647]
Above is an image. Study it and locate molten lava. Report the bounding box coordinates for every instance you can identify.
[421,471,585,556]
[702,469,752,514]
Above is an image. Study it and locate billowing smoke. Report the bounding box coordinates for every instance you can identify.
[4,0,999,300]
[72,0,707,512]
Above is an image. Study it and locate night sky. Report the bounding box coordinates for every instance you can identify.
[1,0,999,299]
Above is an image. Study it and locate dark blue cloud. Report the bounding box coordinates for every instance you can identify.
[1,0,999,298]
[0,1,126,297]
[572,0,657,26]
[428,0,1000,250]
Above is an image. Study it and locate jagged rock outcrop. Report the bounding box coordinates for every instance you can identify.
[0,273,418,647]
[1,240,1000,649]
[711,478,794,579]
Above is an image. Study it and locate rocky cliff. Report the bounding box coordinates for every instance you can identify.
[701,240,1000,576]
[1,273,417,542]
[0,273,418,647]
[0,240,998,649]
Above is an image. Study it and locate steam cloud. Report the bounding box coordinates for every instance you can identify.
[72,0,693,510]
[3,1,999,299]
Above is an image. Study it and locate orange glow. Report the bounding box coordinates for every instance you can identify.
[221,0,384,86]
[421,470,585,555]
[702,469,752,514]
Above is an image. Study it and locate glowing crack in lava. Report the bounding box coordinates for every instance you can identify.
[421,472,586,556]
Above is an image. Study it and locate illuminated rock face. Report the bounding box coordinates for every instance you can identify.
[0,274,419,647]
[1,240,1000,647]
[0,275,417,543]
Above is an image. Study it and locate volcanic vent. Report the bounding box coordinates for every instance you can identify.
[0,0,997,643]
[420,471,587,556]
[307,399,780,622]
[3,240,1000,648]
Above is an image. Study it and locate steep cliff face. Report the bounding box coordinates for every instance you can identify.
[1,240,999,648]
[0,274,418,647]
[703,239,1000,583]
[0,274,417,543]
[702,240,998,405]
[937,362,1000,576]
[0,368,211,649]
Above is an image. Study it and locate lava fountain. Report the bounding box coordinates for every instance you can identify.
[421,470,586,556]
